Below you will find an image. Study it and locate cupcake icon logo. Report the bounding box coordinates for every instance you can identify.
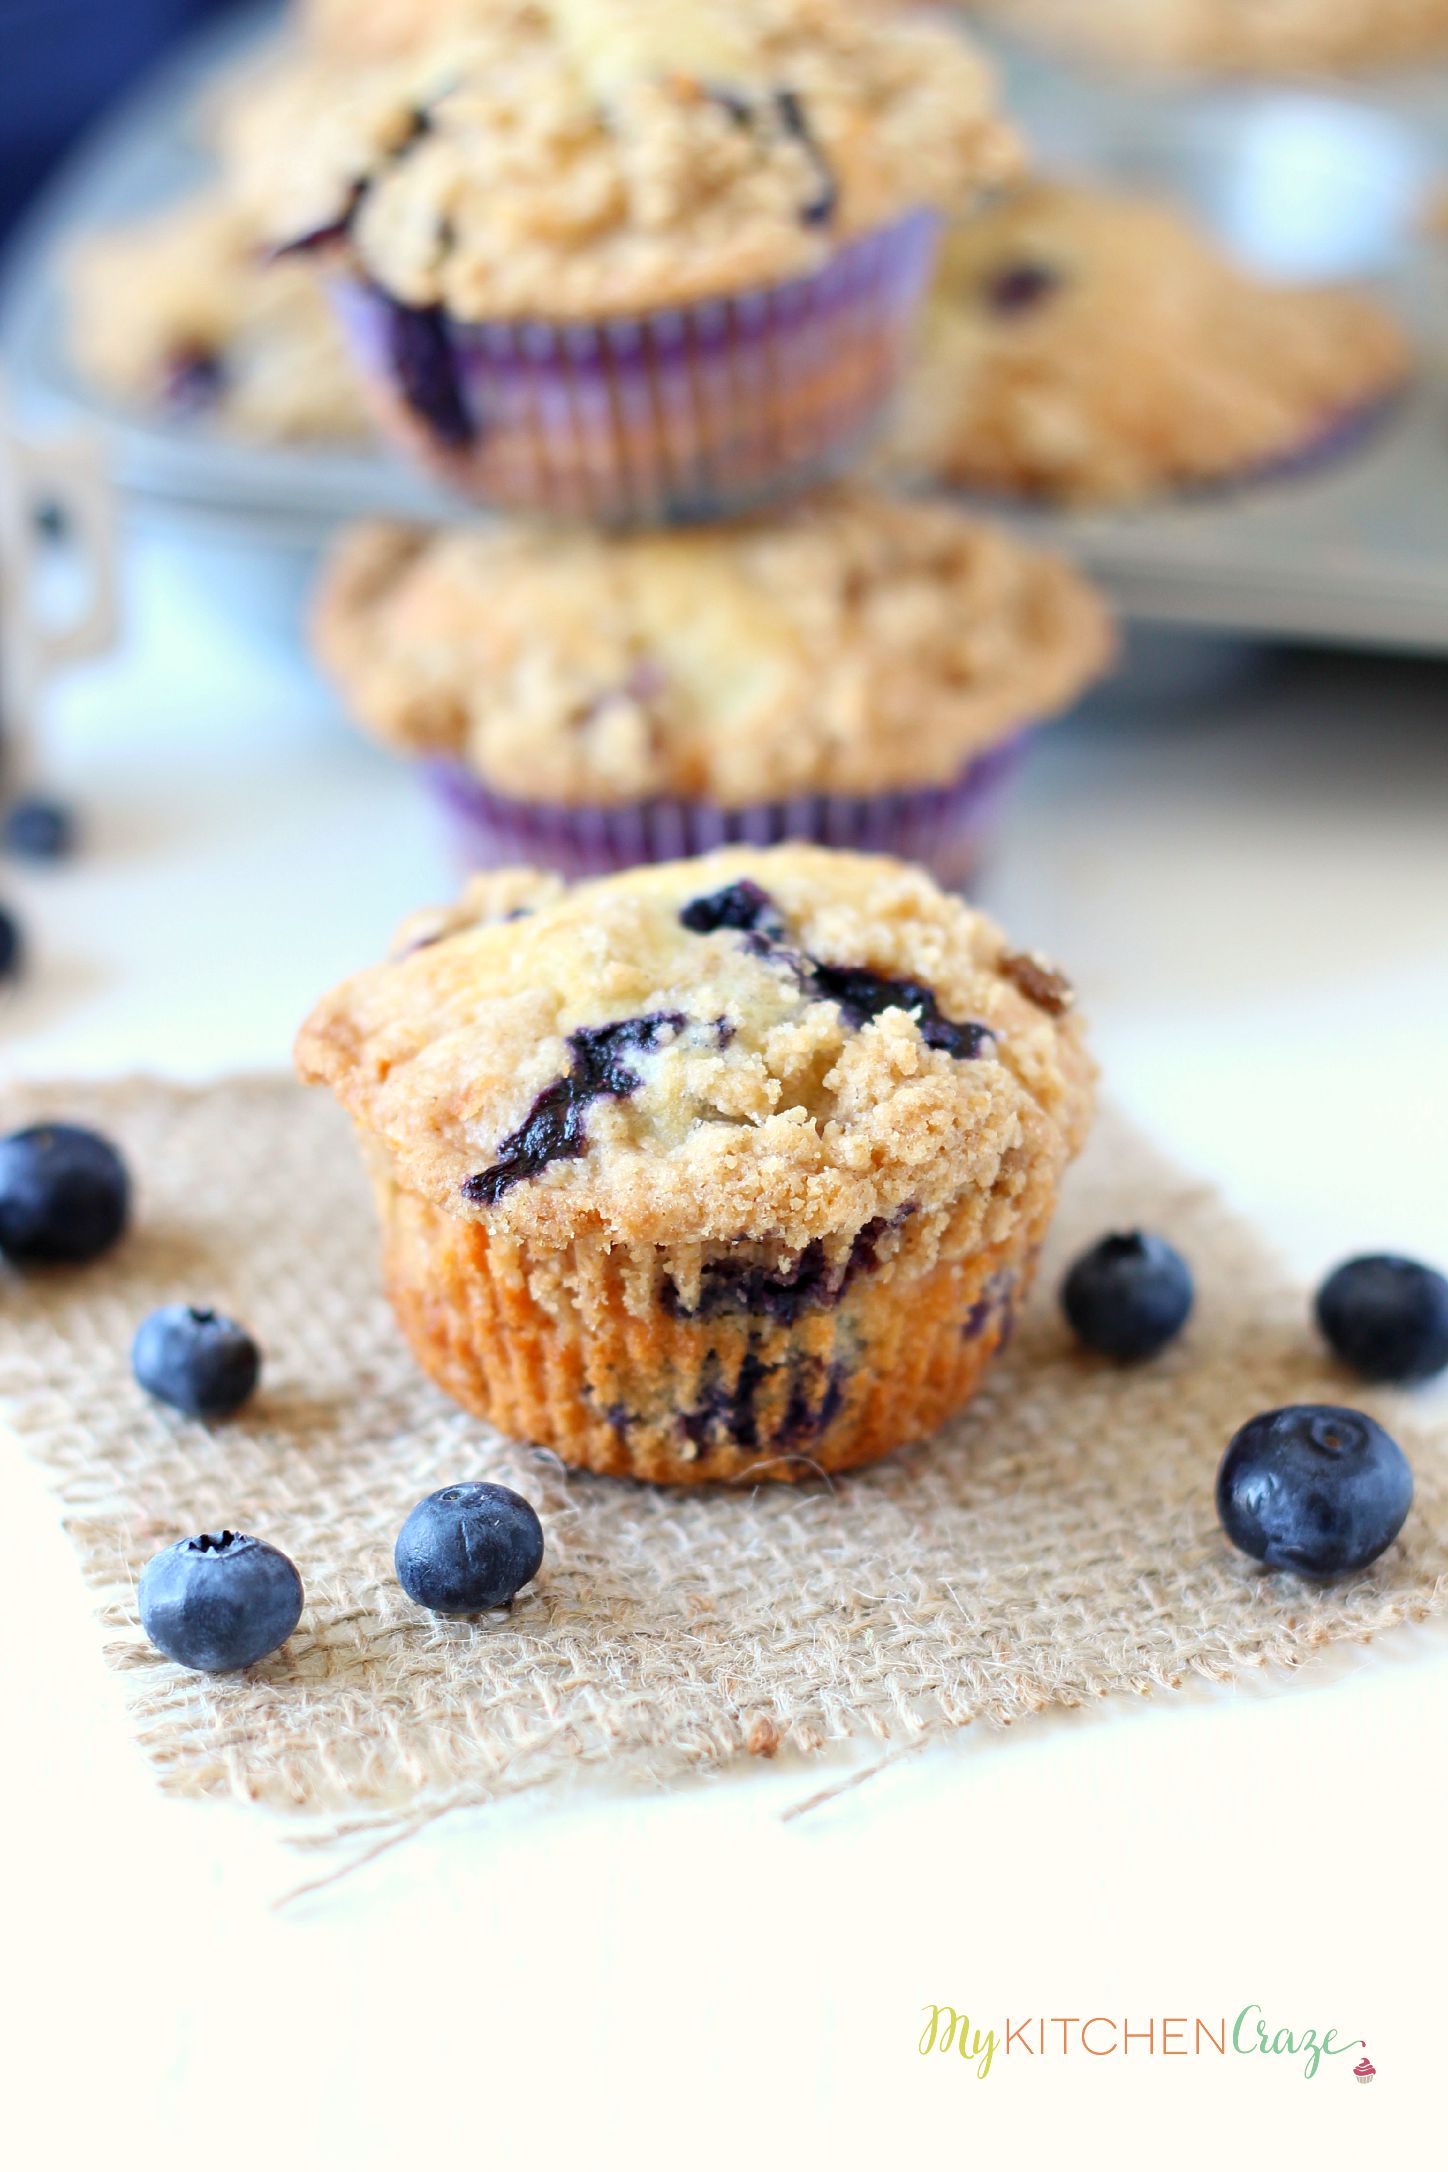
[1353,2047,1376,2085]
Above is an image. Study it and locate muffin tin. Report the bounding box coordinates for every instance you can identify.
[3,2,1448,649]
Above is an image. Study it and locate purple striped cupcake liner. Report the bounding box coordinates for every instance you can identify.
[423,730,1033,893]
[1218,388,1403,494]
[331,212,941,525]
[946,387,1403,518]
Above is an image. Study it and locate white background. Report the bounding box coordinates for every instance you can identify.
[4,519,1446,2167]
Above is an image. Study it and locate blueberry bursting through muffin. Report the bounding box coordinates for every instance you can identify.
[461,1013,687,1205]
[460,880,995,1332]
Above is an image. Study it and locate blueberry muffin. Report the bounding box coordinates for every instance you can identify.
[296,846,1093,1483]
[894,180,1411,505]
[257,0,1021,520]
[66,193,371,442]
[311,484,1112,884]
[983,0,1448,74]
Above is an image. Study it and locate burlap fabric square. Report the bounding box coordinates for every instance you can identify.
[2,1077,1445,1850]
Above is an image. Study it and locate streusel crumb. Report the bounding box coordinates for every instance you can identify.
[256,0,1022,316]
[311,486,1112,803]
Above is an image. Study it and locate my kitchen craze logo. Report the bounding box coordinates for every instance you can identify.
[917,2005,1366,2081]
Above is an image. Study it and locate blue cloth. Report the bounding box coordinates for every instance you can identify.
[0,0,243,238]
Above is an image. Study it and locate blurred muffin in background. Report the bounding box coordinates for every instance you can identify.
[310,483,1113,885]
[893,180,1412,506]
[66,191,372,442]
[979,0,1448,74]
[257,0,1022,521]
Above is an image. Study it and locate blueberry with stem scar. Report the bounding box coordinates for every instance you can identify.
[138,1530,303,1671]
[395,1483,544,1613]
[133,1305,261,1420]
[1216,1405,1413,1576]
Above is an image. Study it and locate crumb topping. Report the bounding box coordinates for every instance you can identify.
[295,844,1094,1253]
[310,486,1113,804]
[255,0,1022,316]
[65,193,370,441]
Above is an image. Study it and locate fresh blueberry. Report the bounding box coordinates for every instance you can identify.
[0,1122,129,1264]
[0,905,20,980]
[138,1529,303,1671]
[394,1482,544,1614]
[1315,1255,1448,1384]
[133,1304,261,1419]
[1061,1230,1193,1361]
[1216,1404,1413,1576]
[4,798,75,861]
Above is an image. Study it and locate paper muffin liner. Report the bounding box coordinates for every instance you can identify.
[371,1157,1049,1485]
[1230,389,1401,491]
[423,730,1032,892]
[330,212,940,524]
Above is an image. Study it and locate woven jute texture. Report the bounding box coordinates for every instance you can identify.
[2,1075,1446,1838]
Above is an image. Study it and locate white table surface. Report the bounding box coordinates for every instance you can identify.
[6,515,1447,2167]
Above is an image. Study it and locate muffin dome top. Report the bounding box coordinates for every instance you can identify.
[295,845,1093,1254]
[311,487,1112,804]
[895,179,1411,504]
[260,0,1021,316]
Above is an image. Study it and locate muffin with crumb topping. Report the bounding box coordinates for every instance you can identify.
[894,180,1411,505]
[255,0,1021,520]
[311,484,1112,885]
[66,193,370,443]
[296,845,1093,1483]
